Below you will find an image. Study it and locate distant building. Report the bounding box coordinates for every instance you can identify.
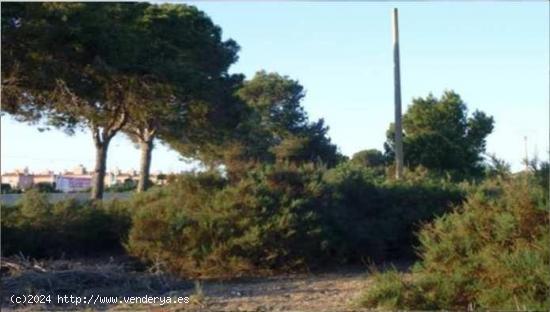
[55,175,92,192]
[1,165,172,192]
[62,164,87,176]
[1,167,34,190]
[33,171,56,185]
[108,168,139,185]
[56,164,92,192]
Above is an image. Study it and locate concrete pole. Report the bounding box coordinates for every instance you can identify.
[392,8,404,179]
[524,136,529,170]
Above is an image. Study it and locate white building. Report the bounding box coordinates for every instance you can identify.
[54,175,92,192]
[1,167,34,190]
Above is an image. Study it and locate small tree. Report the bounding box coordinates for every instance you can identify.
[1,184,14,194]
[484,153,511,178]
[33,182,59,193]
[384,90,494,180]
[351,149,387,168]
[121,4,241,192]
[228,71,342,172]
[197,71,344,180]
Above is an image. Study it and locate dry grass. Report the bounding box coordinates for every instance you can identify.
[1,255,192,310]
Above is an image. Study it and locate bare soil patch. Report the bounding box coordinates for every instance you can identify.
[1,256,409,311]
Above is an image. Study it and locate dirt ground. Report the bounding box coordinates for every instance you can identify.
[1,256,410,311]
[172,269,370,311]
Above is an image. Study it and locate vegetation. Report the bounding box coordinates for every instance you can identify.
[105,179,138,193]
[1,183,22,194]
[1,163,465,276]
[385,91,494,180]
[1,3,242,198]
[3,3,144,199]
[357,175,549,310]
[127,165,325,277]
[125,162,464,277]
[320,163,464,262]
[1,3,546,311]
[1,190,131,258]
[207,71,343,180]
[119,4,242,193]
[351,149,386,168]
[31,182,60,193]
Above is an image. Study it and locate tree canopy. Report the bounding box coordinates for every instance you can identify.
[1,3,242,197]
[2,3,151,198]
[117,4,242,192]
[384,90,494,179]
[217,71,342,178]
[351,149,387,168]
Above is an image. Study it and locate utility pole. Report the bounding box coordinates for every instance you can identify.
[392,8,404,179]
[524,136,529,170]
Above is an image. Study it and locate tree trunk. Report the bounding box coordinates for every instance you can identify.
[91,141,109,200]
[137,138,154,193]
[89,111,127,200]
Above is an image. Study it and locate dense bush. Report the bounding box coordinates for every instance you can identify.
[321,163,464,261]
[358,176,550,310]
[1,190,131,258]
[105,178,138,192]
[127,162,464,277]
[126,165,327,277]
[1,183,22,194]
[2,161,470,278]
[32,182,60,193]
[351,149,387,168]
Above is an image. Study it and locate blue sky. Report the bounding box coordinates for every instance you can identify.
[1,2,548,173]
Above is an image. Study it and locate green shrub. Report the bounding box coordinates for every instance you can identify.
[127,162,464,277]
[1,190,131,258]
[1,183,22,194]
[358,176,550,310]
[357,268,422,309]
[106,178,139,192]
[31,182,60,193]
[320,162,464,261]
[126,165,327,277]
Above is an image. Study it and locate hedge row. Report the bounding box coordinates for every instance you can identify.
[1,162,464,278]
[126,162,464,277]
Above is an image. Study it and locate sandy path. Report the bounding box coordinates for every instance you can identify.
[187,270,370,311]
